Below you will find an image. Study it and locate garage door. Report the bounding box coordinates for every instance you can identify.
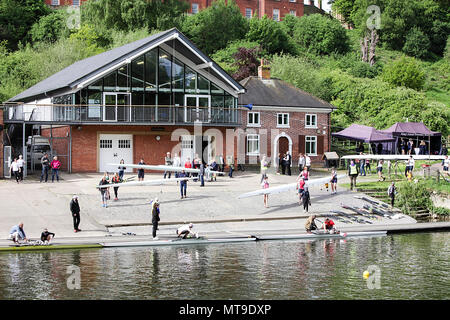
[99,134,133,173]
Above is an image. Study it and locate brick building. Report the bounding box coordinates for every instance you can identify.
[4,28,245,174]
[238,63,335,169]
[45,0,85,6]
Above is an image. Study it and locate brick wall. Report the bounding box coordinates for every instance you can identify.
[240,108,331,165]
[41,126,70,171]
[0,107,3,178]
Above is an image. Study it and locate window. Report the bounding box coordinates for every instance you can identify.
[51,0,59,5]
[289,0,297,2]
[305,114,317,128]
[100,140,112,149]
[289,10,296,16]
[245,8,252,18]
[118,140,131,149]
[247,112,260,126]
[72,0,80,6]
[192,3,199,14]
[305,136,317,155]
[247,134,260,155]
[273,9,280,21]
[277,113,289,127]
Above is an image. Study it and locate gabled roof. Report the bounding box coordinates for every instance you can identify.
[332,124,396,143]
[380,122,441,136]
[9,28,244,103]
[238,76,335,110]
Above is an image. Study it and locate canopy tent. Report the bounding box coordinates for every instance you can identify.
[332,124,396,155]
[379,122,442,155]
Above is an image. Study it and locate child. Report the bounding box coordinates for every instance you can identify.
[261,175,269,208]
[302,186,311,213]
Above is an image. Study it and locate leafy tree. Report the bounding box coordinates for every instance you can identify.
[0,0,51,50]
[246,15,292,55]
[293,14,349,55]
[231,47,260,81]
[402,27,431,60]
[381,56,426,90]
[181,0,248,55]
[29,10,70,43]
[330,0,357,26]
[211,40,260,76]
[280,14,300,38]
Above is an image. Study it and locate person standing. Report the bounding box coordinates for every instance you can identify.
[40,153,50,183]
[442,155,449,176]
[387,182,397,208]
[10,158,20,183]
[400,139,407,155]
[298,153,305,174]
[199,162,205,187]
[407,139,414,155]
[50,156,61,182]
[365,159,371,175]
[301,166,309,181]
[277,153,282,174]
[377,160,386,181]
[305,155,311,172]
[164,152,173,179]
[281,153,286,175]
[70,195,81,233]
[348,160,359,191]
[172,153,181,179]
[179,170,188,199]
[184,157,192,177]
[151,198,160,240]
[285,151,292,176]
[261,175,269,208]
[297,176,305,205]
[138,159,145,181]
[227,156,234,178]
[99,176,109,208]
[218,154,224,172]
[112,172,122,201]
[260,156,268,183]
[301,187,311,213]
[330,168,338,194]
[17,155,25,181]
[118,159,126,180]
[359,153,366,176]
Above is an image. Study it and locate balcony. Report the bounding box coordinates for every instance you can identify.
[3,103,241,126]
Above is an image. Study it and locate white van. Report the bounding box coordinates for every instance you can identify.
[27,135,52,167]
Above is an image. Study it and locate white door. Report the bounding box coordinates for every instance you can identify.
[99,134,133,173]
[180,136,194,166]
[103,93,131,122]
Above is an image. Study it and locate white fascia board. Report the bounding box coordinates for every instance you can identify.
[248,105,334,113]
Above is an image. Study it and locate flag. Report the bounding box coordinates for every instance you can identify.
[243,104,253,110]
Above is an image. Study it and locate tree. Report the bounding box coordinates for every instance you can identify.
[29,10,70,43]
[330,0,357,26]
[211,40,260,76]
[402,27,431,60]
[0,0,51,49]
[246,15,291,55]
[181,0,248,55]
[293,14,349,55]
[231,47,260,81]
[381,56,425,90]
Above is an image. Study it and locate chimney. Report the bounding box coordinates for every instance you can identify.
[258,58,271,79]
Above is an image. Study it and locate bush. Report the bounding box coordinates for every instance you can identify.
[29,10,70,43]
[381,56,426,90]
[246,15,292,55]
[211,40,260,76]
[293,14,349,55]
[396,181,433,216]
[402,27,431,60]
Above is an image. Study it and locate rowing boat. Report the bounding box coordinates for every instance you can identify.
[254,231,387,241]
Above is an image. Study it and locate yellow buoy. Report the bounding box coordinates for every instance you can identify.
[363,270,370,279]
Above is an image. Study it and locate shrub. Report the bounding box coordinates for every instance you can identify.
[211,40,260,76]
[293,14,349,55]
[402,27,431,60]
[381,56,426,90]
[29,10,70,43]
[246,15,292,55]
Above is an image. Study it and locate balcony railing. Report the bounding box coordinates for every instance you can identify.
[3,103,241,126]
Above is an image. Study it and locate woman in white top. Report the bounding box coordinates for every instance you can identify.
[377,160,385,181]
[17,155,25,181]
[305,155,311,171]
[10,158,20,183]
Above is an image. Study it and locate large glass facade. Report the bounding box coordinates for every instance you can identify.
[54,46,238,124]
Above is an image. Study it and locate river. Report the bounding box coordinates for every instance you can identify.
[0,232,448,300]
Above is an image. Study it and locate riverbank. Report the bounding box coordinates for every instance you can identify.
[1,169,447,251]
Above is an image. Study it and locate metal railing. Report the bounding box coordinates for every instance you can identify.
[3,103,241,125]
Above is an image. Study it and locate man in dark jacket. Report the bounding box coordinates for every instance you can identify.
[70,195,81,233]
[40,153,50,183]
[151,198,160,240]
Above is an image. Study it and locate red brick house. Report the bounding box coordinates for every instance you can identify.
[45,0,85,6]
[238,63,335,169]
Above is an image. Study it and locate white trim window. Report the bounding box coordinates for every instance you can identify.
[273,9,280,21]
[247,112,260,127]
[305,114,317,128]
[247,134,260,155]
[277,113,289,128]
[245,8,252,19]
[305,136,317,156]
[72,0,80,6]
[289,10,296,16]
[192,3,199,14]
[51,0,60,5]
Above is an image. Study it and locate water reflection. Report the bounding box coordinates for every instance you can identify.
[0,233,448,300]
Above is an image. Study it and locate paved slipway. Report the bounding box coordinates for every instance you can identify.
[0,170,448,250]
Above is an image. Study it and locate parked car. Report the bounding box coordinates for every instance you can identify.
[26,135,52,168]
